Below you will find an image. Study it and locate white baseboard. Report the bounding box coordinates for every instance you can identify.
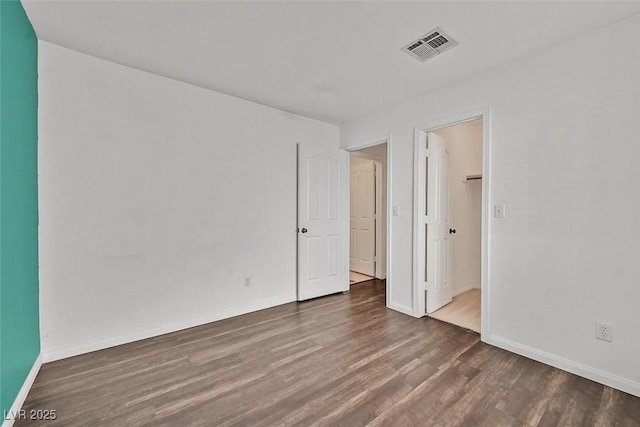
[42,294,296,362]
[2,354,43,427]
[453,284,478,297]
[483,334,640,398]
[388,301,414,317]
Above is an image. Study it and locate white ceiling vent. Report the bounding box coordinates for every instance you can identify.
[402,28,458,62]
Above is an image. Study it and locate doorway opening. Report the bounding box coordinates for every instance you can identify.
[415,118,484,333]
[349,143,387,291]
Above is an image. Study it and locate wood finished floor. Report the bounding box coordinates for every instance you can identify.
[18,279,640,426]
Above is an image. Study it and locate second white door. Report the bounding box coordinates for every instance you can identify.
[425,132,453,314]
[298,143,349,301]
[350,158,376,276]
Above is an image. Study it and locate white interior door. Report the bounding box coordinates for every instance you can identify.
[350,159,376,276]
[426,132,453,313]
[298,143,349,301]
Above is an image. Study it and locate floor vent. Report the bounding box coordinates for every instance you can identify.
[402,28,458,62]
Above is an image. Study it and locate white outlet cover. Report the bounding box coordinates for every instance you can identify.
[595,321,613,342]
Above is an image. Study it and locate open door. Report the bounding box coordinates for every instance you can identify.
[298,143,349,301]
[350,159,376,276]
[425,132,453,314]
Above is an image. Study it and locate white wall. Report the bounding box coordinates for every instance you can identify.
[342,14,640,396]
[38,42,340,361]
[434,121,482,296]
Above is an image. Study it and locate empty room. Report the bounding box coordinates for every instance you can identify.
[1,1,640,426]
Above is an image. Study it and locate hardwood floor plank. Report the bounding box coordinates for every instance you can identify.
[15,280,639,426]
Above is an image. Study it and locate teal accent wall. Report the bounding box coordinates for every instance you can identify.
[0,0,40,416]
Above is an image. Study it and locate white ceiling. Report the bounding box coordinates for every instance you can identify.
[23,1,640,125]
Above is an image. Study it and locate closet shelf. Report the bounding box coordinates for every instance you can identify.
[463,174,482,183]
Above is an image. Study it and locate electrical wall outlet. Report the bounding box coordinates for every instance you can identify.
[243,277,251,288]
[595,321,613,342]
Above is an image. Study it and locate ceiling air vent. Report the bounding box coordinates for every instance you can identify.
[402,27,458,62]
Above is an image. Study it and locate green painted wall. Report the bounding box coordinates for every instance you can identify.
[0,0,40,416]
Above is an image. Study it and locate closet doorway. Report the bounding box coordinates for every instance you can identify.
[415,118,484,333]
[349,144,387,286]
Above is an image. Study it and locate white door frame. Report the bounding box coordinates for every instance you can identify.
[344,135,392,308]
[412,108,491,336]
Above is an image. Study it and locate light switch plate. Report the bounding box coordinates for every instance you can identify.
[494,204,505,219]
[393,206,400,216]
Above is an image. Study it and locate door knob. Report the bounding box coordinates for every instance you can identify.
[300,228,308,233]
[449,228,456,234]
